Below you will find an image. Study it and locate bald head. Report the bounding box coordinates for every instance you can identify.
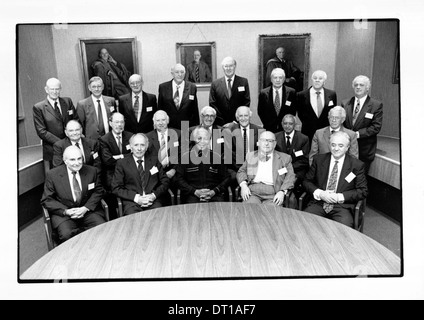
[45,78,62,100]
[222,56,236,78]
[63,145,84,172]
[172,63,186,84]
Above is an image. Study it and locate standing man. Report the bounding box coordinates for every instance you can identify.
[264,47,299,89]
[258,68,297,133]
[112,133,171,216]
[209,56,250,126]
[158,63,200,130]
[41,145,106,243]
[303,131,368,228]
[185,49,212,83]
[119,74,158,134]
[296,70,337,143]
[342,75,383,173]
[33,78,79,171]
[76,76,117,141]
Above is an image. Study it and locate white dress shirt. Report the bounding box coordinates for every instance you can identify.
[253,153,274,185]
[91,95,109,134]
[47,96,61,115]
[313,154,346,203]
[310,88,324,116]
[67,167,82,202]
[354,95,368,115]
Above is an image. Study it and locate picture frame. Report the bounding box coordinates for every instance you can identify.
[392,45,399,84]
[176,42,216,88]
[259,33,311,92]
[79,37,138,98]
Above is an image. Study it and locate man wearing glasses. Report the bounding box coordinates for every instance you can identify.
[237,131,295,206]
[309,106,358,165]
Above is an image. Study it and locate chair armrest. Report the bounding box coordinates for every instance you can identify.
[117,197,123,218]
[42,206,55,251]
[100,199,110,222]
[354,199,366,232]
[298,191,308,210]
[227,186,233,202]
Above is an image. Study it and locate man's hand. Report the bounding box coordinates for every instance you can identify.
[240,184,251,201]
[166,169,176,179]
[319,190,338,204]
[273,191,285,206]
[66,207,89,219]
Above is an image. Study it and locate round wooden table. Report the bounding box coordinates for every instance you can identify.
[20,202,401,280]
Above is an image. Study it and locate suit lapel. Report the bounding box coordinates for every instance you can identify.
[337,156,352,193]
[45,100,62,122]
[222,77,230,100]
[272,152,280,187]
[79,166,89,198]
[81,138,92,162]
[324,127,332,150]
[321,154,332,190]
[180,83,190,107]
[88,98,99,126]
[354,96,371,130]
[58,166,75,204]
[125,94,138,123]
[345,97,355,128]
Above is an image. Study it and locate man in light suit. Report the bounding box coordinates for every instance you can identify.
[258,68,297,133]
[303,131,368,227]
[158,63,200,130]
[185,50,212,83]
[76,76,117,140]
[309,106,358,165]
[209,56,250,126]
[189,106,223,151]
[119,74,158,134]
[33,78,79,171]
[52,120,102,173]
[111,133,171,216]
[41,145,106,243]
[296,70,337,143]
[342,75,383,173]
[237,131,295,206]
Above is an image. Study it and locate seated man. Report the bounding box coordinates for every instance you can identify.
[309,106,358,165]
[189,106,223,151]
[111,133,171,216]
[52,120,101,173]
[237,131,295,206]
[275,114,310,196]
[303,131,368,227]
[41,145,106,243]
[175,126,230,203]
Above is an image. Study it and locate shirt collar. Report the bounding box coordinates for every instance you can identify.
[356,95,368,104]
[285,130,295,139]
[132,154,145,163]
[67,166,80,176]
[173,80,184,88]
[71,139,82,146]
[47,96,58,107]
[157,129,168,137]
[331,154,346,165]
[91,95,103,103]
[311,87,324,95]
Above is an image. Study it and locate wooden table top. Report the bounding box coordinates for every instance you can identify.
[20,203,401,280]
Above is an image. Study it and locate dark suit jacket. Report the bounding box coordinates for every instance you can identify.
[41,164,105,229]
[52,137,102,172]
[33,97,79,161]
[342,96,383,162]
[296,87,337,142]
[111,152,171,215]
[258,85,297,133]
[158,80,199,130]
[118,91,158,134]
[146,128,181,173]
[275,130,310,180]
[185,61,212,83]
[99,130,133,190]
[303,153,368,211]
[76,95,117,140]
[209,75,250,126]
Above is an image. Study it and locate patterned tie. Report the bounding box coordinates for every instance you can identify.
[137,159,145,193]
[97,100,105,136]
[353,99,360,125]
[323,160,338,213]
[243,128,248,160]
[195,64,200,82]
[174,86,180,109]
[227,78,232,98]
[286,135,291,153]
[116,135,122,153]
[274,90,281,115]
[134,95,140,122]
[316,91,323,118]
[72,171,82,204]
[159,132,168,167]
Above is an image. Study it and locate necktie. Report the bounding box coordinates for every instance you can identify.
[286,135,291,153]
[274,90,281,115]
[195,64,200,82]
[316,91,323,117]
[137,159,145,193]
[159,132,168,167]
[323,160,339,213]
[53,100,62,119]
[134,95,140,122]
[331,130,335,135]
[116,135,122,153]
[72,171,82,204]
[173,85,180,109]
[227,78,232,98]
[97,100,105,136]
[243,128,248,160]
[198,149,203,158]
[353,99,360,125]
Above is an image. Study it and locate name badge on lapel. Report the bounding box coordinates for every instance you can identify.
[365,113,374,119]
[294,150,303,157]
[88,183,95,190]
[285,101,292,106]
[150,166,158,175]
[189,95,195,100]
[109,106,115,112]
[68,110,73,115]
[113,155,124,160]
[92,152,98,159]
[146,107,153,112]
[174,141,179,147]
[238,86,245,92]
[126,144,131,150]
[217,138,224,144]
[328,100,334,106]
[278,167,288,175]
[345,172,356,183]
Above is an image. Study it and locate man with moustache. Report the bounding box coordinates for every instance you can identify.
[33,77,79,171]
[112,133,171,215]
[41,145,106,243]
[303,131,368,227]
[209,56,250,126]
[258,68,297,133]
[158,63,200,130]
[185,49,212,83]
[118,74,158,134]
[76,76,117,141]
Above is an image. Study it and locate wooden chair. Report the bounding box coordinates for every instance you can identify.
[298,192,366,232]
[42,199,110,251]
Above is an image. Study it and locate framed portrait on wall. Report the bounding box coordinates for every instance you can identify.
[259,34,311,92]
[176,42,216,88]
[79,37,138,99]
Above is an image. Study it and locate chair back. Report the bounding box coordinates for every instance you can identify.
[42,206,56,251]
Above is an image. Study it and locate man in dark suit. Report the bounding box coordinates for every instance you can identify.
[33,78,79,171]
[296,70,337,143]
[189,106,224,151]
[258,68,297,133]
[275,114,310,196]
[264,46,299,89]
[303,131,368,227]
[111,133,171,216]
[52,120,102,172]
[118,74,158,134]
[158,63,200,130]
[342,75,383,173]
[76,76,117,141]
[185,50,212,83]
[209,56,250,126]
[41,145,106,243]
